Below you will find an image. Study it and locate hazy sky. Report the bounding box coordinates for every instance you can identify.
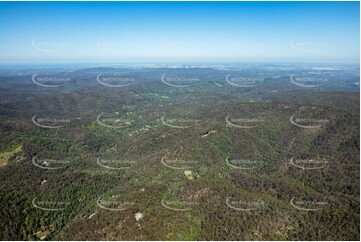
[0,1,359,63]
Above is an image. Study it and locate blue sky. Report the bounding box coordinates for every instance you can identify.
[0,1,359,63]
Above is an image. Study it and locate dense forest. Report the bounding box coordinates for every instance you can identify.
[0,67,359,240]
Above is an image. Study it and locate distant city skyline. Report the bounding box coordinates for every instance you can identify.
[0,1,359,63]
